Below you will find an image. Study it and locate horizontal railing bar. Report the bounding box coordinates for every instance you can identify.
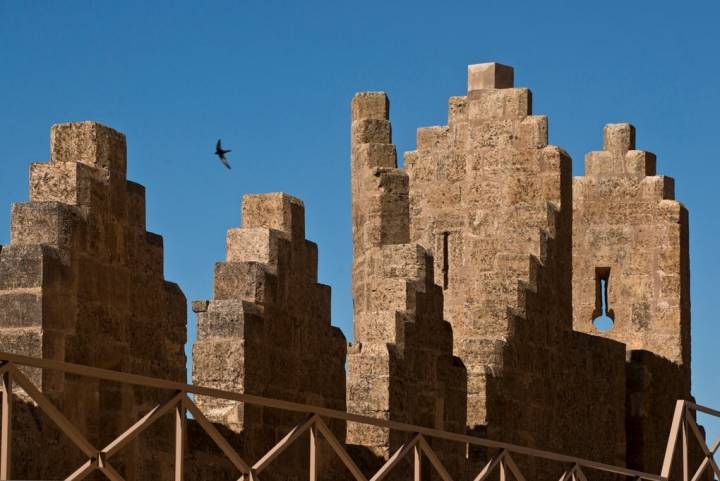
[685,402,720,419]
[0,351,666,481]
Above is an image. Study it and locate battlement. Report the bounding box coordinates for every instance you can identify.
[241,192,305,240]
[585,123,657,178]
[0,63,699,481]
[50,121,127,176]
[467,62,514,91]
[193,192,346,471]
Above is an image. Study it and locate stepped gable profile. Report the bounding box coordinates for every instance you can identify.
[191,192,347,478]
[348,91,468,478]
[348,62,694,478]
[0,121,186,479]
[573,123,691,471]
[0,62,705,481]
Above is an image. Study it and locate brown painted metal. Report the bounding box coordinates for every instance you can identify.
[175,403,186,481]
[309,424,317,481]
[0,351,716,481]
[660,399,720,481]
[370,433,421,481]
[253,414,317,473]
[103,391,185,458]
[0,368,11,481]
[414,444,422,481]
[662,401,686,478]
[474,450,507,481]
[313,416,367,481]
[181,396,251,474]
[418,435,453,481]
[0,350,666,480]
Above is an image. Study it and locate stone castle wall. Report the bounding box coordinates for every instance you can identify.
[348,92,467,478]
[0,61,701,481]
[347,65,630,478]
[191,192,347,480]
[573,124,692,472]
[0,122,186,480]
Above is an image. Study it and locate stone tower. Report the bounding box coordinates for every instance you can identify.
[348,92,468,477]
[573,124,691,471]
[0,121,186,479]
[348,64,675,478]
[192,192,347,478]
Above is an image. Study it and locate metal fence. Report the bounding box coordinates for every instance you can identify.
[0,351,716,481]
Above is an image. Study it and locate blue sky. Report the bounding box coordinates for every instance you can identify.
[1,0,718,459]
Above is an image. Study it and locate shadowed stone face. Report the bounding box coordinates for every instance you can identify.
[191,192,347,477]
[0,121,187,480]
[349,62,693,478]
[573,124,691,472]
[0,62,698,481]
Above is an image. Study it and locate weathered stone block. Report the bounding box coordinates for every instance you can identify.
[416,126,450,150]
[0,291,42,327]
[352,92,389,121]
[213,261,277,304]
[352,119,392,144]
[604,123,635,154]
[467,88,531,119]
[10,202,79,253]
[467,62,514,91]
[29,160,96,206]
[242,192,305,240]
[51,121,127,175]
[226,227,284,266]
[0,244,63,290]
[352,143,397,170]
[126,181,146,228]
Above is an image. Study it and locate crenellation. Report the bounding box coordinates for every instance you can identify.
[574,123,693,473]
[0,62,706,481]
[467,62,515,91]
[192,191,347,480]
[0,120,186,480]
[50,121,127,175]
[604,122,636,152]
[467,87,532,119]
[126,180,147,228]
[241,192,305,239]
[349,87,468,479]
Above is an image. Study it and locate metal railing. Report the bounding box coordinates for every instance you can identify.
[0,350,714,481]
[662,400,720,481]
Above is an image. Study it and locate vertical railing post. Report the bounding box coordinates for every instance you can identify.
[175,402,186,481]
[662,400,687,479]
[682,412,689,481]
[309,423,317,481]
[414,444,422,481]
[0,369,11,481]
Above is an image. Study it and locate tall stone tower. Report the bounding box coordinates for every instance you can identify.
[349,64,636,478]
[348,92,468,476]
[573,124,691,471]
[0,122,186,480]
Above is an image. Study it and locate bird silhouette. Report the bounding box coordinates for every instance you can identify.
[214,139,232,169]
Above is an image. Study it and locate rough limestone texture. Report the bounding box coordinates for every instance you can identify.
[348,64,692,479]
[348,91,468,479]
[0,122,187,480]
[573,125,692,472]
[0,62,706,481]
[191,193,347,480]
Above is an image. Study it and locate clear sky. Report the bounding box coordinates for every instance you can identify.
[1,0,718,458]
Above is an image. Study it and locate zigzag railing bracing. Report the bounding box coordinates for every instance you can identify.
[0,351,713,481]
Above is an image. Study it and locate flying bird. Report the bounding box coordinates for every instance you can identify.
[214,139,232,169]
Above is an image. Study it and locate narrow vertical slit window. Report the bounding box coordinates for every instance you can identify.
[442,232,450,290]
[592,267,614,331]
